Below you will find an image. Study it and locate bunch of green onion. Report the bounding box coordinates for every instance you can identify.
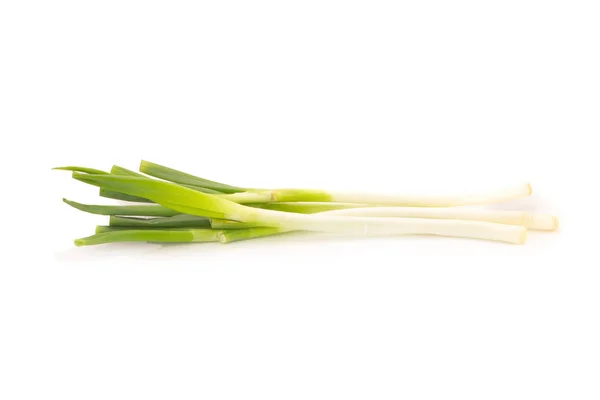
[56,161,558,246]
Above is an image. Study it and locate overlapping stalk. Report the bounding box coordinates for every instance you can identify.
[55,161,558,247]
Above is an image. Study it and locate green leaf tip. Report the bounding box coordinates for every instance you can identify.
[62,198,78,207]
[53,166,109,174]
[62,198,179,217]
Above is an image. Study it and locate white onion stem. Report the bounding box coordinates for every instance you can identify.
[329,183,532,206]
[245,209,527,244]
[320,207,557,231]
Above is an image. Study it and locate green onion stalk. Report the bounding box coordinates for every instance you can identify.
[74,229,221,246]
[138,160,533,206]
[55,162,559,246]
[69,173,528,244]
[57,161,533,207]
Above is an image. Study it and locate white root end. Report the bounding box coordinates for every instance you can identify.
[523,213,559,231]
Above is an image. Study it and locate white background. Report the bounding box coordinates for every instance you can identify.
[1,1,599,399]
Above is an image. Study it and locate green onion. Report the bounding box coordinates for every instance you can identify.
[110,165,225,195]
[59,165,220,202]
[53,166,109,174]
[215,207,557,243]
[210,207,557,232]
[63,198,179,217]
[319,207,558,231]
[90,225,286,244]
[103,166,153,202]
[109,215,211,228]
[56,161,560,246]
[74,228,220,246]
[53,166,151,203]
[92,225,285,244]
[139,160,246,194]
[98,189,153,203]
[72,173,527,244]
[61,164,264,203]
[95,225,199,233]
[140,160,532,206]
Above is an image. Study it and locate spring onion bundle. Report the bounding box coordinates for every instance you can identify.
[56,161,558,246]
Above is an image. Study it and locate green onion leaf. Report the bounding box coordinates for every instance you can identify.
[74,228,221,246]
[109,215,211,228]
[62,198,179,217]
[140,160,246,194]
[71,173,245,219]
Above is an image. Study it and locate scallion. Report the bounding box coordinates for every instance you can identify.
[56,161,558,247]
